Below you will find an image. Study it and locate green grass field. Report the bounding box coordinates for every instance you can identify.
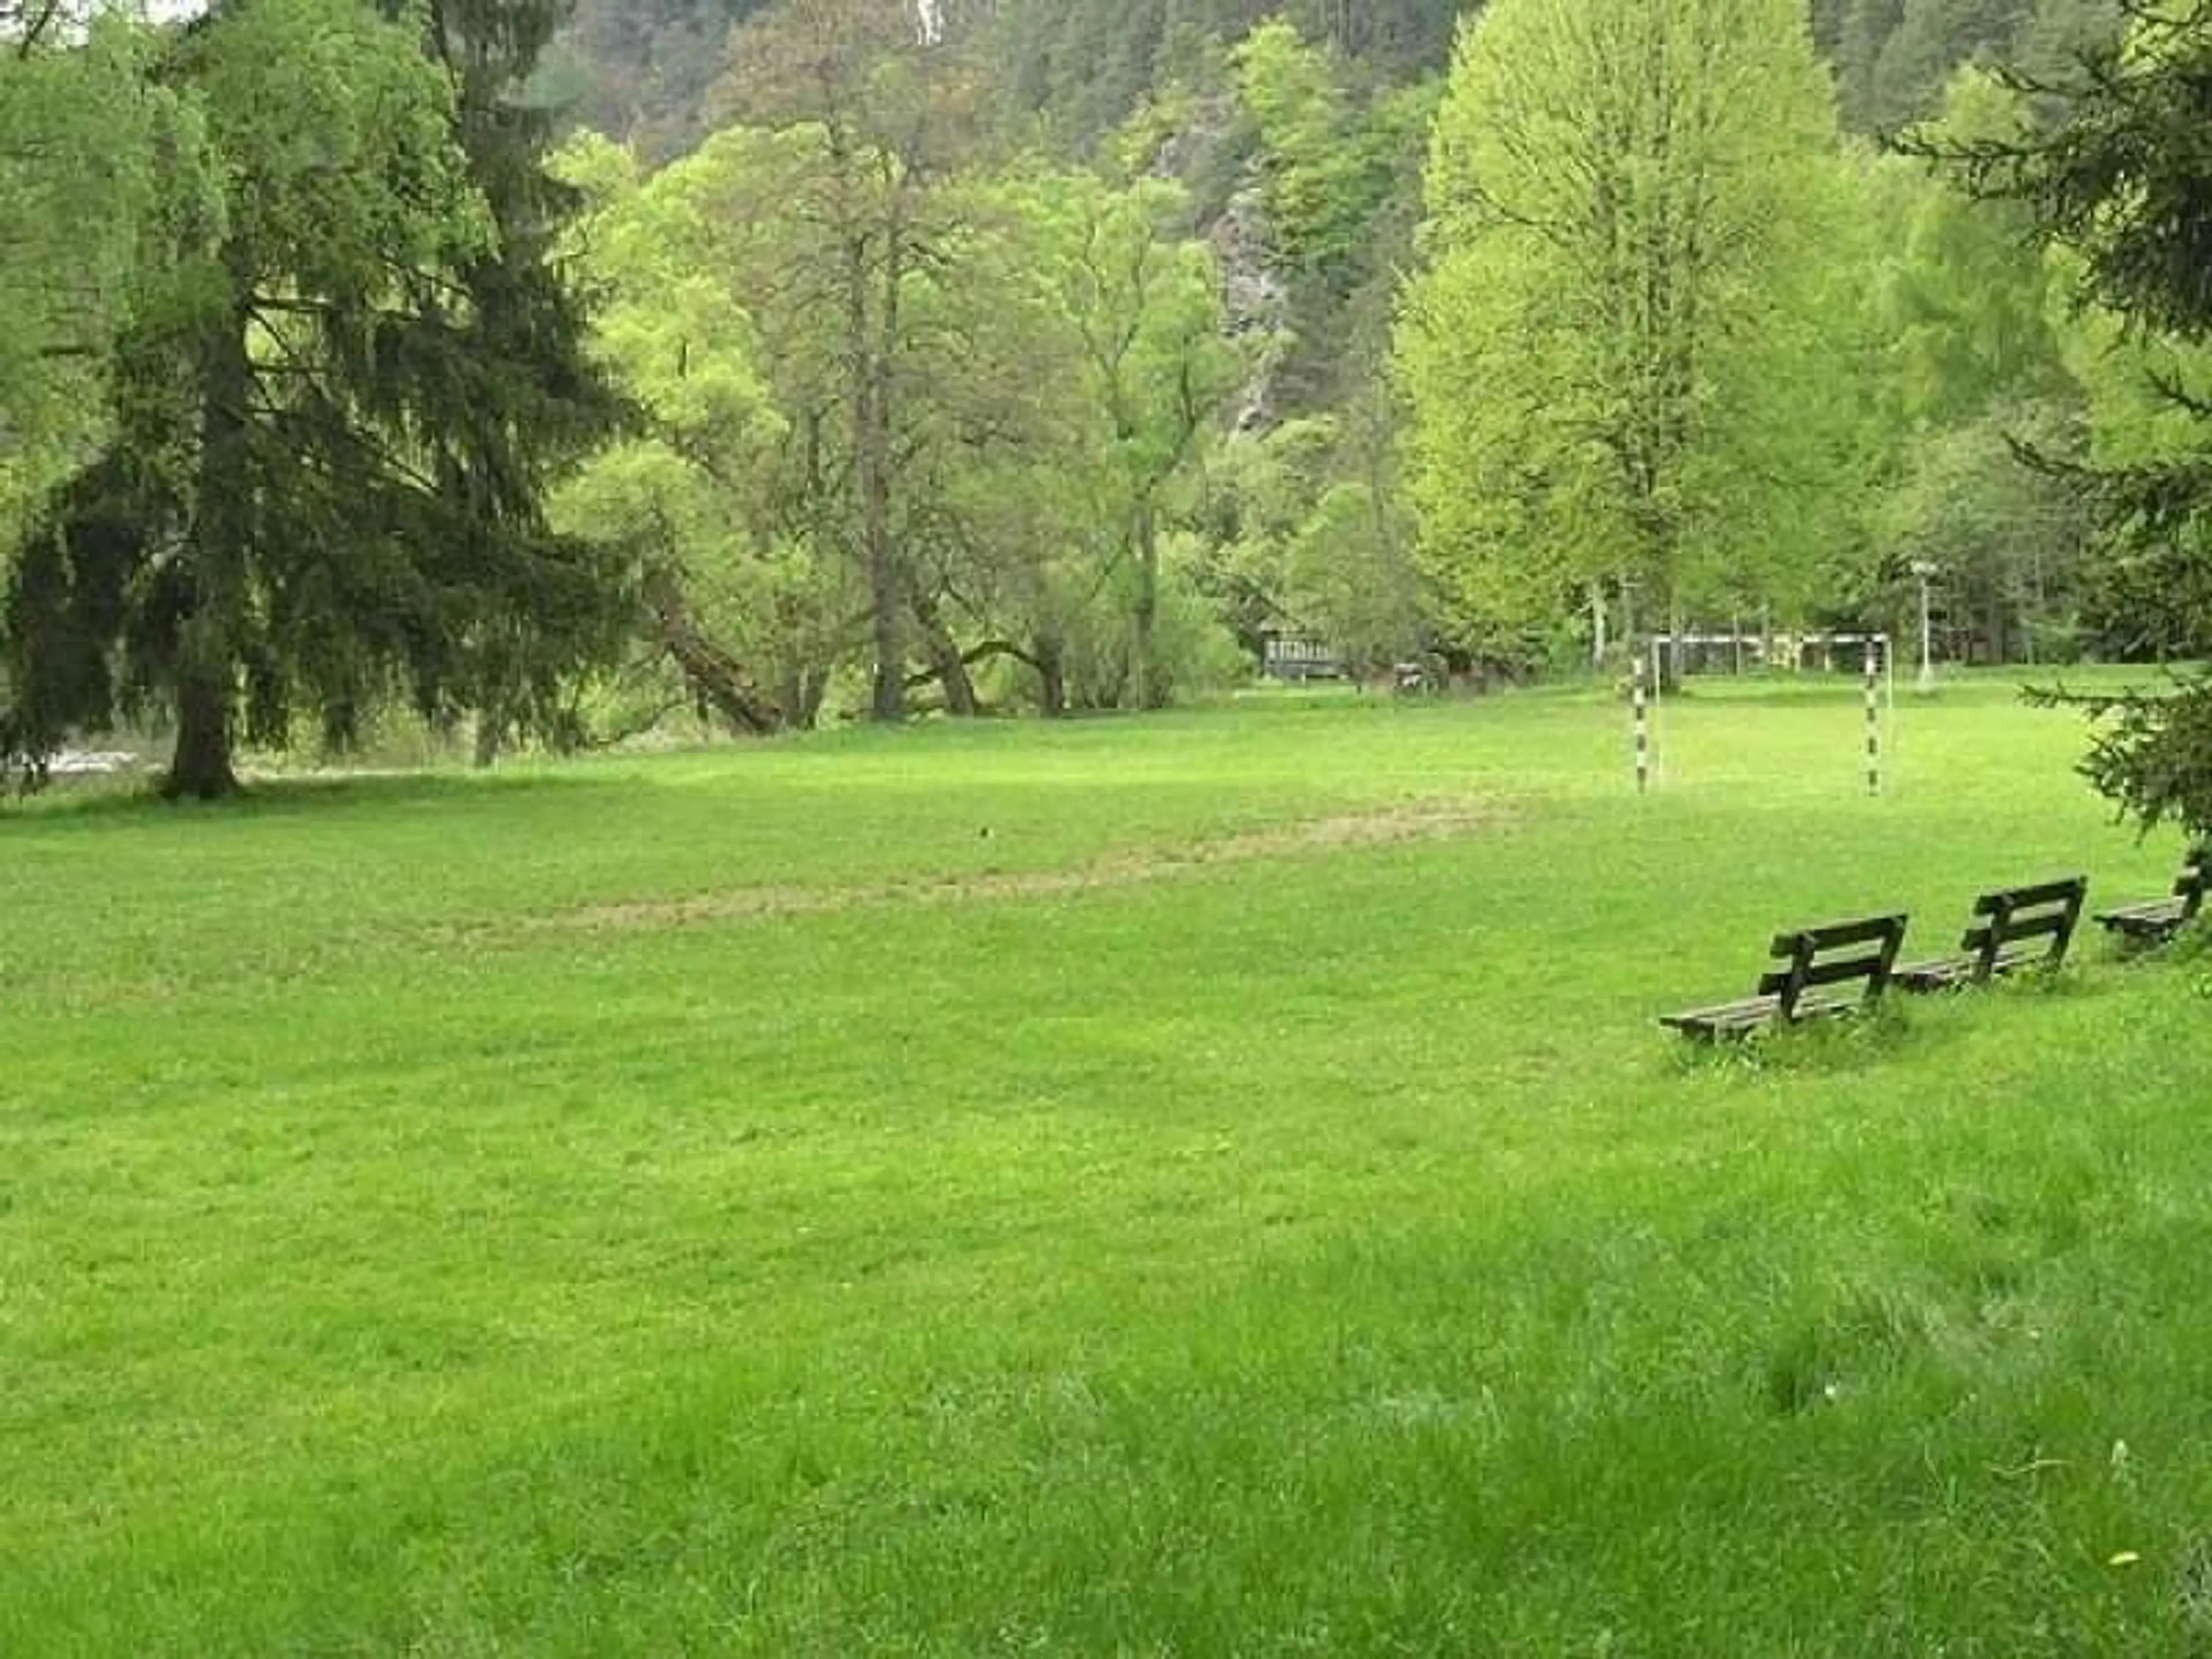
[9,673,2212,1655]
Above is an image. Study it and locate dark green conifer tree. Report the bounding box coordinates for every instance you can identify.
[1937,2,2212,831]
[3,0,625,797]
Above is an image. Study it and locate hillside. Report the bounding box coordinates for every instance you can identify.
[553,0,2122,157]
[547,0,2126,440]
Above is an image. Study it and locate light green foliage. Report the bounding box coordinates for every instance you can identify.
[1035,172,1233,480]
[1878,400,2089,660]
[549,131,855,728]
[2043,266,2212,660]
[1857,73,2090,659]
[1886,74,2073,426]
[2051,256,2212,475]
[1204,416,1422,673]
[1287,479,1422,672]
[10,683,2212,1649]
[698,0,1013,721]
[1399,0,1869,655]
[0,14,184,544]
[1225,17,1441,437]
[1009,167,1241,706]
[902,169,1107,706]
[190,0,487,287]
[554,116,1239,722]
[1233,19,1386,279]
[1927,4,2212,831]
[1196,417,1331,652]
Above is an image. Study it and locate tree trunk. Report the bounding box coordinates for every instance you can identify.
[165,298,251,802]
[831,147,903,723]
[936,652,979,717]
[1131,498,1160,710]
[910,588,979,717]
[857,162,909,724]
[165,666,238,800]
[1035,634,1067,718]
[866,532,904,721]
[780,665,831,731]
[797,668,830,729]
[643,569,782,736]
[1657,601,1685,695]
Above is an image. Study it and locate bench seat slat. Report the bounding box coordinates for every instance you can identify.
[2096,899,2191,943]
[1661,991,1863,1039]
[2094,847,2209,944]
[1660,996,1779,1037]
[2096,899,2187,925]
[1896,946,2053,992]
[1894,956,1974,993]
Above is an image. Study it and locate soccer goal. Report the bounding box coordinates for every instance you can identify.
[1632,630,1895,796]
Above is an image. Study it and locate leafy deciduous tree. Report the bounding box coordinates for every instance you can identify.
[713,0,991,720]
[1397,0,1868,668]
[550,132,849,736]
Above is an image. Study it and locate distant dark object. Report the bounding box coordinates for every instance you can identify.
[1662,913,1909,1041]
[1896,877,2087,992]
[1260,632,1342,683]
[2094,844,2209,949]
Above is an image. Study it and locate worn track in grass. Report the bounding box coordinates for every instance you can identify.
[544,797,1502,931]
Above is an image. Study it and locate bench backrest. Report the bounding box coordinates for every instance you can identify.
[1961,876,2087,978]
[2176,844,2210,919]
[1756,914,1909,1019]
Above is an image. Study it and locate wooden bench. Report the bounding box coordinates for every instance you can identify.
[1661,914,1910,1041]
[1895,876,2088,993]
[2094,844,2209,948]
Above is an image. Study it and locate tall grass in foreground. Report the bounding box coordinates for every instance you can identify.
[6,674,2211,1654]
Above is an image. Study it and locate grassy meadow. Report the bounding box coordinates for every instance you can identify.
[9,671,2212,1654]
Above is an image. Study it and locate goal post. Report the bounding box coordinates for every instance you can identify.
[1634,629,1895,795]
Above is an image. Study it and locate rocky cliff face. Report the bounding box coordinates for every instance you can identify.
[1208,180,1290,433]
[1143,96,1291,436]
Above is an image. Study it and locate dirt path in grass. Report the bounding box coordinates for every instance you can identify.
[543,798,1501,933]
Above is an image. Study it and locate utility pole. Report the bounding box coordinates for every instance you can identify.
[1911,560,1938,694]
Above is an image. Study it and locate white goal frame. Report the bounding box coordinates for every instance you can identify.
[1636,630,1896,794]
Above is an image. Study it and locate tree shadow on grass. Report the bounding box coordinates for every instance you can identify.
[0,766,630,828]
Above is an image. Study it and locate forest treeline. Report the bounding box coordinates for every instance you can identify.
[556,0,2119,151]
[2,0,2209,808]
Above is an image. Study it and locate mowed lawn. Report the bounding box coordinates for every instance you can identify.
[8,675,2212,1655]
